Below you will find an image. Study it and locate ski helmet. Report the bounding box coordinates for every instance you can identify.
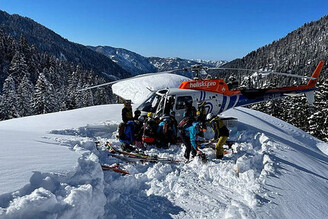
[206,113,214,121]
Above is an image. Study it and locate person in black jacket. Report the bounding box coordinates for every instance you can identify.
[122,100,133,123]
[142,112,157,145]
[133,110,141,120]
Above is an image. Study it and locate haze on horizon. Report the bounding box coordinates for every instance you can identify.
[1,0,327,61]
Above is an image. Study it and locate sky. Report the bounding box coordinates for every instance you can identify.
[0,0,327,61]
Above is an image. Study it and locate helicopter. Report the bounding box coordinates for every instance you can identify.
[80,61,324,123]
[134,61,324,122]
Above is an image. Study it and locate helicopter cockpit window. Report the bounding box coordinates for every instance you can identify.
[176,96,192,110]
[137,93,162,113]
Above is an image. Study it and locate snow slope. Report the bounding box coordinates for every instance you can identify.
[1,103,328,218]
[0,105,123,218]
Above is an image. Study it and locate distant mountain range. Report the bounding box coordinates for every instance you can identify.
[88,45,228,75]
[0,9,227,79]
[0,10,130,80]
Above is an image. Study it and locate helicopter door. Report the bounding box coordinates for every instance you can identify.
[156,95,177,117]
[155,95,166,116]
[202,93,223,116]
[214,93,224,114]
[137,92,163,113]
[174,95,193,122]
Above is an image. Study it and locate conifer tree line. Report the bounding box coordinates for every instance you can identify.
[0,31,114,120]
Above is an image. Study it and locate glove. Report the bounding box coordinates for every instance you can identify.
[197,150,203,155]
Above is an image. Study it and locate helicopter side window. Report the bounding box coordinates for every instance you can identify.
[137,93,162,113]
[176,96,192,110]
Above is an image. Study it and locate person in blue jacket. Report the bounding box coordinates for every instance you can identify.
[181,121,205,162]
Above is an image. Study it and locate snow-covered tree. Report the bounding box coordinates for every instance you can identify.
[9,51,29,82]
[0,75,20,119]
[16,75,34,116]
[32,70,58,114]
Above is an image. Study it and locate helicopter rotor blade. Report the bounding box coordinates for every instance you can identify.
[78,81,118,92]
[208,67,315,80]
[256,71,315,80]
[77,70,183,92]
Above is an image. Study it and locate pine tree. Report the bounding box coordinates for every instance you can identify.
[65,67,79,109]
[32,70,58,114]
[9,51,29,82]
[0,75,20,119]
[16,75,34,116]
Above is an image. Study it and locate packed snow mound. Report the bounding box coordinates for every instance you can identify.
[0,105,124,219]
[1,105,328,218]
[112,73,189,103]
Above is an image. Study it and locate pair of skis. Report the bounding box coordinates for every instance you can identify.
[95,141,130,175]
[101,164,129,175]
[97,141,182,164]
[197,140,235,155]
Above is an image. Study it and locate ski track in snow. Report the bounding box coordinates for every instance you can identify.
[1,106,328,218]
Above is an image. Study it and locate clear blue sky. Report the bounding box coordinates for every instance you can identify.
[1,0,327,61]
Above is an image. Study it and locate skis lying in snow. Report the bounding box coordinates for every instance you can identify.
[197,140,235,155]
[97,141,182,164]
[198,140,236,148]
[101,164,129,175]
[95,142,130,175]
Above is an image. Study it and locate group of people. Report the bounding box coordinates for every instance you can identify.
[178,100,230,161]
[118,99,229,162]
[119,100,178,152]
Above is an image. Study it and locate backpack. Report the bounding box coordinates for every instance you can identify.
[162,119,171,134]
[143,118,157,137]
[118,121,135,144]
[118,122,126,140]
[178,117,192,130]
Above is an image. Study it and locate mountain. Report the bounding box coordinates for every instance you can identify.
[148,57,227,72]
[88,46,157,75]
[89,45,228,75]
[222,15,328,142]
[0,10,130,80]
[192,59,228,68]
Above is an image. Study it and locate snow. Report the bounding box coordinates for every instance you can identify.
[112,73,189,103]
[1,77,328,218]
